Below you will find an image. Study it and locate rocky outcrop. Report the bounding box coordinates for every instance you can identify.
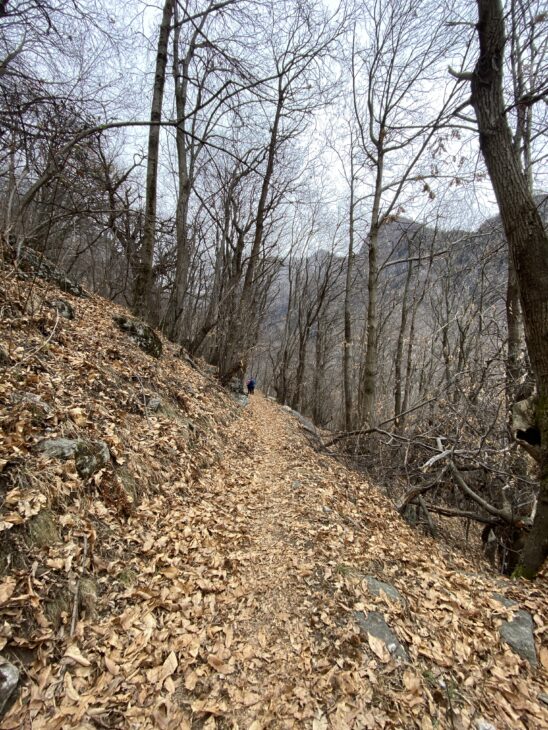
[113,316,163,358]
[34,438,111,479]
[8,243,87,297]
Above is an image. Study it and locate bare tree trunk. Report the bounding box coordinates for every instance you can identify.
[394,259,413,430]
[292,333,308,413]
[313,316,325,424]
[133,0,174,318]
[469,0,548,577]
[343,149,356,431]
[360,154,382,426]
[169,0,192,339]
[505,257,522,408]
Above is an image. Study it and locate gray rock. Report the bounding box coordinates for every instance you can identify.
[539,693,548,706]
[48,298,75,320]
[35,437,79,460]
[355,610,408,661]
[113,316,163,358]
[231,393,248,407]
[74,440,111,479]
[145,395,162,412]
[492,593,538,667]
[364,576,406,606]
[35,438,110,479]
[0,658,19,719]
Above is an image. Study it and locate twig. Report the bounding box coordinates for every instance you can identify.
[69,581,80,638]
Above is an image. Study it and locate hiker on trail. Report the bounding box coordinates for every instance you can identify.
[246,377,256,395]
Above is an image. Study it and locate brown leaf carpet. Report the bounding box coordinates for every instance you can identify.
[3,389,547,729]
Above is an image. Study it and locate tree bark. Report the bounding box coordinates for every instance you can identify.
[133,0,175,318]
[343,148,356,431]
[470,0,548,577]
[394,259,412,430]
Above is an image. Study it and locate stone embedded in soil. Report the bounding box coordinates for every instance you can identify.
[74,440,111,479]
[492,593,538,667]
[35,438,111,479]
[48,298,75,320]
[354,610,409,661]
[113,315,163,358]
[0,658,19,719]
[145,395,162,412]
[0,345,10,367]
[363,575,406,606]
[35,437,79,460]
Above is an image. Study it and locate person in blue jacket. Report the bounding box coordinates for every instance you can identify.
[246,377,256,395]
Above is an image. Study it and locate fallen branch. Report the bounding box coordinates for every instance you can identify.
[423,504,501,526]
[397,469,448,512]
[448,462,512,522]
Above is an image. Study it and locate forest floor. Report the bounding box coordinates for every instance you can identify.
[1,267,547,729]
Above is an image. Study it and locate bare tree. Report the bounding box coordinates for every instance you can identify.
[460,0,548,577]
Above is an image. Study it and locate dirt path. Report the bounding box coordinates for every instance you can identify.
[10,394,548,730]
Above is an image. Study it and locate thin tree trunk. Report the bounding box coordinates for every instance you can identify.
[133,0,175,318]
[360,148,384,427]
[343,149,356,431]
[220,85,284,382]
[394,259,412,430]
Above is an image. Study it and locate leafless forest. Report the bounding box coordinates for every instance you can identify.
[1,0,547,577]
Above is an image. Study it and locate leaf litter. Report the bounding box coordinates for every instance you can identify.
[0,269,547,729]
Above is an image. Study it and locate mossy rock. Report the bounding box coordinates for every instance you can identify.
[26,510,58,548]
[113,315,163,358]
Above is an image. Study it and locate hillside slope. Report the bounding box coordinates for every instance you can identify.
[0,264,547,729]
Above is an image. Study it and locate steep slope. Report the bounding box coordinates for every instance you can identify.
[0,264,547,729]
